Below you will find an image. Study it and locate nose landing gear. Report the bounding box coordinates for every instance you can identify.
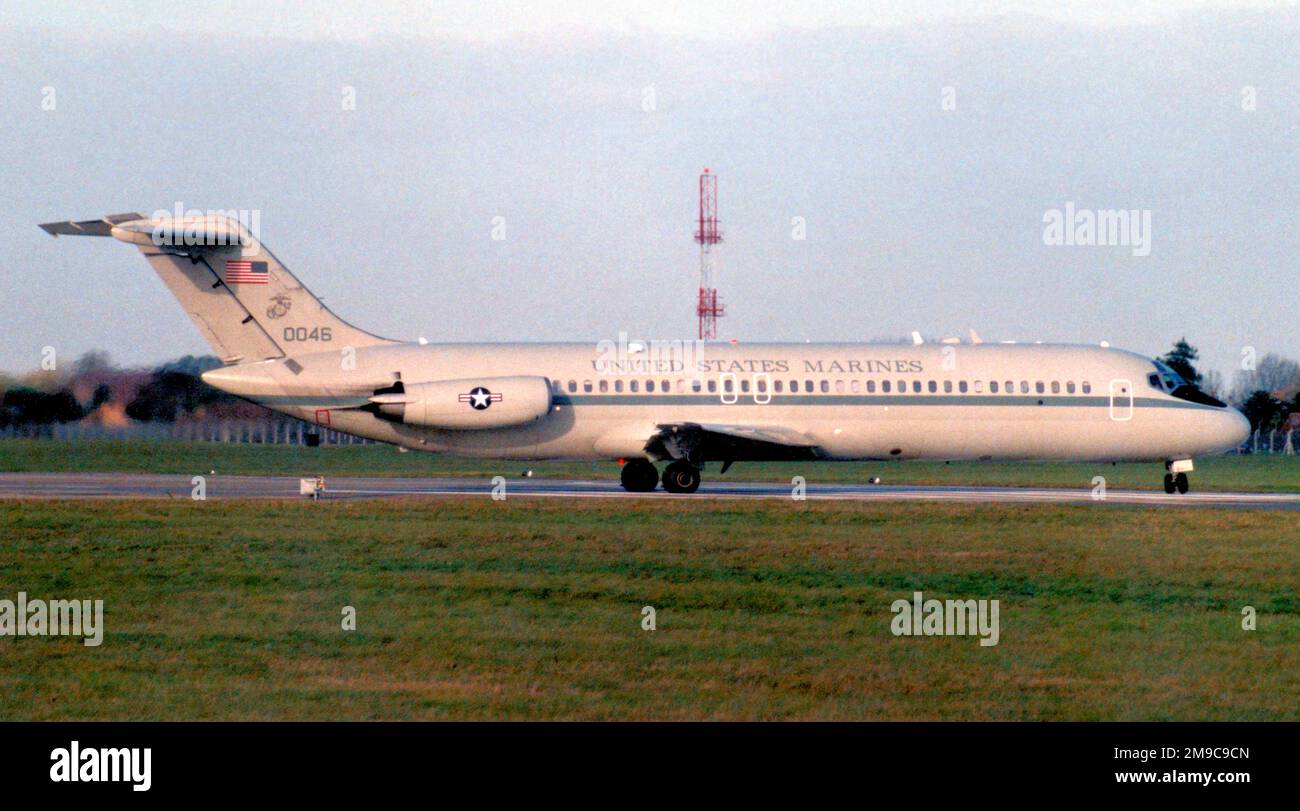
[1163,460,1193,494]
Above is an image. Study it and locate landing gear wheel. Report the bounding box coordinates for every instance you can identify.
[620,459,659,492]
[1174,472,1189,494]
[1163,473,1176,494]
[661,461,702,494]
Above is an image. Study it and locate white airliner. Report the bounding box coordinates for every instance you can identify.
[41,213,1248,494]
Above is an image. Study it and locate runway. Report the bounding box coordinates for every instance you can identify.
[0,472,1297,509]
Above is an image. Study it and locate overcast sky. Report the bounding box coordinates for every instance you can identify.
[1,1,1296,382]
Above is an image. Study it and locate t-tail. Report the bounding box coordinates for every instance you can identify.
[40,213,395,364]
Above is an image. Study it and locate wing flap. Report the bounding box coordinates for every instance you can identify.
[648,422,823,463]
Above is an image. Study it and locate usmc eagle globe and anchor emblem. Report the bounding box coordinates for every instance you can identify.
[458,386,502,410]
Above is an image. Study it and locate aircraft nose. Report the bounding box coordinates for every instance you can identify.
[1219,409,1251,452]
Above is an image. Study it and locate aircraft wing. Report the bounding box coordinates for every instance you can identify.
[647,422,824,463]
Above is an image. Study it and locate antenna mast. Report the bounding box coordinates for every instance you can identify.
[694,168,724,339]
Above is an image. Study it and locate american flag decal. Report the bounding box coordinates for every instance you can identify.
[225,259,269,284]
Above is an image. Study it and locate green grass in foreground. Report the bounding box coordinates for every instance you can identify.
[1,439,1298,492]
[0,498,1295,720]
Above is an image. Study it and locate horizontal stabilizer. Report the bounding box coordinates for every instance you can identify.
[39,213,144,238]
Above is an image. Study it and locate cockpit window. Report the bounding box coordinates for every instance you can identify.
[1147,373,1163,390]
[1151,360,1226,408]
[1152,361,1186,389]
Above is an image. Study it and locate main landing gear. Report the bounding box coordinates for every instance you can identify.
[618,459,703,494]
[661,460,702,494]
[620,458,660,492]
[1163,459,1193,494]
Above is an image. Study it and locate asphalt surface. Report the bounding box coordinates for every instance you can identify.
[0,472,1297,509]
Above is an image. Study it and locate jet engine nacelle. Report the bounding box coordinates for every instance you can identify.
[369,376,553,430]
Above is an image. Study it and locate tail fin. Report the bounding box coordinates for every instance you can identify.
[40,213,395,364]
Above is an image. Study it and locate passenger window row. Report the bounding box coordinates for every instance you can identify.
[552,379,1093,396]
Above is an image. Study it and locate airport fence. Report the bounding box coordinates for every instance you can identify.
[1245,429,1296,455]
[0,423,1294,455]
[0,420,377,446]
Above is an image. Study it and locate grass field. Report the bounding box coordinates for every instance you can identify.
[1,439,1298,492]
[0,497,1295,720]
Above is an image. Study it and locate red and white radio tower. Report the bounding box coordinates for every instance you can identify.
[694,168,724,340]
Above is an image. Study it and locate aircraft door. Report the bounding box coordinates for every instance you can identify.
[1109,379,1133,421]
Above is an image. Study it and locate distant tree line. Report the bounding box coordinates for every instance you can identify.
[0,353,243,428]
[1158,338,1300,433]
[2,343,1299,435]
[0,387,84,427]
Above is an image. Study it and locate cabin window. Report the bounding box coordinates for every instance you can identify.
[598,380,608,393]
[583,380,593,393]
[835,380,845,393]
[646,380,655,392]
[630,380,639,392]
[909,380,919,393]
[882,380,891,393]
[1035,381,1045,394]
[1018,381,1027,393]
[850,380,860,393]
[1005,380,1014,393]
[805,380,814,392]
[928,380,937,393]
[691,379,702,393]
[959,381,968,393]
[1067,381,1076,394]
[867,380,876,393]
[663,380,671,392]
[723,378,733,393]
[789,380,799,392]
[615,380,624,393]
[1082,381,1092,394]
[567,380,577,393]
[740,379,750,393]
[551,380,563,394]
[707,380,717,393]
[774,380,783,393]
[988,381,998,393]
[944,380,953,393]
[974,380,984,393]
[1051,381,1060,394]
[758,379,768,393]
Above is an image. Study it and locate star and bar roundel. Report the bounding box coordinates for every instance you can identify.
[458,386,502,410]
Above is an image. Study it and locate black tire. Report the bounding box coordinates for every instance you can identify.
[620,459,658,492]
[1174,472,1189,494]
[1163,473,1176,494]
[661,461,701,494]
